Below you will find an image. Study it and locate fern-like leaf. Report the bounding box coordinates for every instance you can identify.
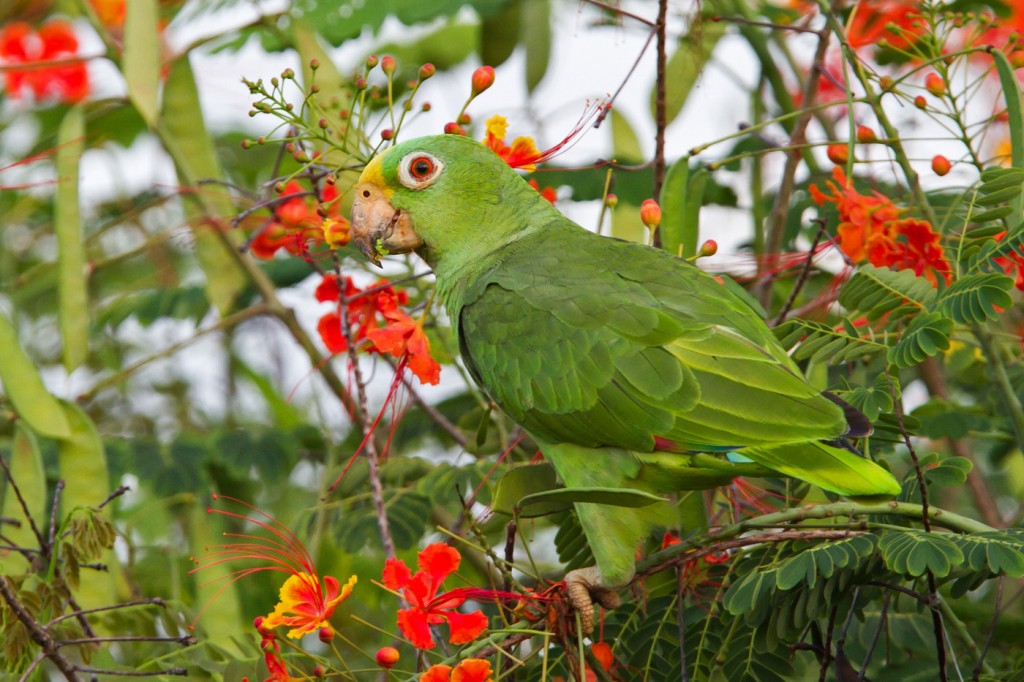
[938,272,1015,324]
[838,264,937,320]
[886,311,953,368]
[773,319,888,365]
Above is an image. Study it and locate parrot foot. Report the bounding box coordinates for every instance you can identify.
[564,566,622,634]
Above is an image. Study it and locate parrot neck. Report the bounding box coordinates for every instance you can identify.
[421,182,562,313]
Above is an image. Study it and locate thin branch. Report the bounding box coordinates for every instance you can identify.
[0,577,81,681]
[652,0,669,205]
[773,219,829,326]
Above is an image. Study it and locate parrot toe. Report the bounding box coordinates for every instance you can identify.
[565,566,623,634]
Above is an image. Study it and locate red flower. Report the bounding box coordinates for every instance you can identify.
[483,115,543,172]
[366,309,441,385]
[382,543,488,650]
[528,178,557,204]
[0,20,89,103]
[845,1,925,50]
[190,495,357,640]
[811,168,950,285]
[249,181,346,258]
[421,658,493,682]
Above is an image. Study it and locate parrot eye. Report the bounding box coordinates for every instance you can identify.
[398,152,443,189]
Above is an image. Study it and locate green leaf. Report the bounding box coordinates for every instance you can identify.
[774,318,888,365]
[879,529,964,578]
[938,272,1014,324]
[123,0,162,126]
[518,486,666,517]
[838,264,936,320]
[658,156,690,256]
[993,49,1024,170]
[840,371,896,421]
[479,0,519,67]
[651,17,727,125]
[887,311,953,368]
[610,109,644,164]
[158,55,247,315]
[1,424,46,573]
[522,0,551,92]
[0,312,72,439]
[491,463,561,516]
[55,105,89,373]
[952,532,1024,577]
[775,534,878,591]
[56,400,115,607]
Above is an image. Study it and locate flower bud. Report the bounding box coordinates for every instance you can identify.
[365,54,379,69]
[605,193,618,208]
[698,239,718,257]
[457,112,472,125]
[826,144,849,165]
[318,626,334,643]
[318,118,328,129]
[309,58,319,70]
[914,95,927,109]
[925,72,945,96]
[421,102,432,112]
[1011,51,1024,69]
[355,78,367,91]
[471,65,495,96]
[312,666,325,678]
[856,125,877,143]
[381,55,396,76]
[419,63,436,80]
[444,122,467,136]
[640,199,662,229]
[931,154,951,176]
[281,68,295,80]
[240,139,252,149]
[376,646,400,669]
[381,129,394,141]
[879,76,895,91]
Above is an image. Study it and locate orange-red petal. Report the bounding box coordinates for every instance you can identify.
[421,664,453,682]
[451,659,494,682]
[397,606,437,649]
[445,610,488,645]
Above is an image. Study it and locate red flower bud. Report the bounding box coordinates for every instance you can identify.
[826,144,849,165]
[444,122,467,136]
[419,63,436,80]
[856,125,877,143]
[931,154,951,176]
[879,76,895,91]
[365,55,379,69]
[925,72,945,97]
[421,102,432,112]
[471,66,495,96]
[381,55,396,76]
[640,199,662,229]
[376,646,400,669]
[318,626,334,643]
[914,95,928,109]
[457,112,472,125]
[381,129,394,141]
[1011,51,1024,69]
[355,78,367,91]
[309,58,319,70]
[312,666,325,678]
[605,193,618,208]
[699,239,718,257]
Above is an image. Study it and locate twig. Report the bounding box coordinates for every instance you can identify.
[773,219,829,326]
[0,577,81,681]
[73,668,188,677]
[0,456,47,555]
[886,371,948,681]
[859,591,890,681]
[972,577,1003,680]
[676,566,689,682]
[757,15,833,308]
[45,597,167,627]
[340,289,396,559]
[652,0,669,205]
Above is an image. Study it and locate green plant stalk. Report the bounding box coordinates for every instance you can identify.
[973,322,1024,454]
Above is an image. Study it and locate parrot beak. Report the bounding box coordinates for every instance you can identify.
[350,183,422,268]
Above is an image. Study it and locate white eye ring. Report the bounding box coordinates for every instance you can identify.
[397,152,443,189]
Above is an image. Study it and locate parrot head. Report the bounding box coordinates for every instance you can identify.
[350,134,556,270]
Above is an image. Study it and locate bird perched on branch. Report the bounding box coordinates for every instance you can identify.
[350,133,899,631]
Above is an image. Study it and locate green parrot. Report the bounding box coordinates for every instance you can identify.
[350,134,900,627]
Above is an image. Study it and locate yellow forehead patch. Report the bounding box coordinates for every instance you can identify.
[358,151,393,198]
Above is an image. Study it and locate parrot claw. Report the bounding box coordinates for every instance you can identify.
[564,566,622,634]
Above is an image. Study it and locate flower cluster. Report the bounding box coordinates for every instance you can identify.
[810,167,950,285]
[0,20,88,103]
[315,275,441,385]
[249,180,348,259]
[382,543,488,650]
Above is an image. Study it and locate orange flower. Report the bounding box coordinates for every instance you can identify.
[383,543,488,650]
[366,309,442,385]
[421,658,494,682]
[89,0,127,28]
[528,178,557,204]
[249,181,343,258]
[483,115,543,172]
[263,572,357,638]
[190,495,357,640]
[811,167,950,285]
[0,20,89,103]
[845,1,924,50]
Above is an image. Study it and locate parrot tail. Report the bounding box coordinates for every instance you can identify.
[823,391,874,438]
